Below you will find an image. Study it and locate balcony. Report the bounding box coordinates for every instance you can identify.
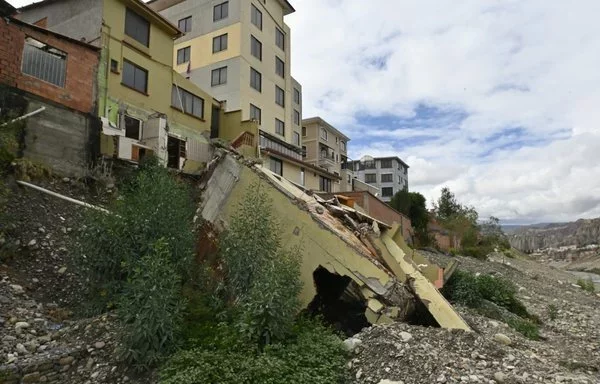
[259,131,303,161]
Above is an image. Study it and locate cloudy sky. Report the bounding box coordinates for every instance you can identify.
[9,0,600,224]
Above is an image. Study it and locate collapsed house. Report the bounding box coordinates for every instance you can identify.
[197,149,470,333]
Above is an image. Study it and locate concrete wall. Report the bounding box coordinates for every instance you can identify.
[350,157,409,202]
[0,17,99,114]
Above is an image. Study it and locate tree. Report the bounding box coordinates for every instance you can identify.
[389,189,430,246]
[435,187,462,222]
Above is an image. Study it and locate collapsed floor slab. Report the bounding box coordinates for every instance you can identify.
[196,151,471,332]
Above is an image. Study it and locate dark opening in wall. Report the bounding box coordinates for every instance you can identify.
[305,266,369,337]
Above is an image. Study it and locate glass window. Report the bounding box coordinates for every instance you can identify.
[275,119,285,135]
[381,173,393,183]
[275,56,285,77]
[171,85,205,119]
[276,28,285,50]
[124,115,141,140]
[178,16,192,32]
[270,157,282,176]
[293,132,300,146]
[302,146,306,157]
[320,128,328,141]
[340,141,346,151]
[122,60,148,93]
[212,34,228,53]
[21,37,67,87]
[294,110,300,125]
[250,67,262,92]
[250,104,261,124]
[251,4,262,30]
[125,8,150,47]
[275,86,285,107]
[365,173,377,184]
[382,187,394,197]
[319,176,332,192]
[176,46,190,64]
[294,88,300,104]
[211,66,227,86]
[251,35,262,60]
[301,126,306,136]
[380,159,393,168]
[213,1,228,21]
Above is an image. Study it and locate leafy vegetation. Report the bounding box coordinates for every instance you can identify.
[576,278,596,293]
[442,269,540,339]
[547,304,558,321]
[389,189,432,246]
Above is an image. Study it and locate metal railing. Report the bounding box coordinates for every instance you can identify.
[22,42,67,88]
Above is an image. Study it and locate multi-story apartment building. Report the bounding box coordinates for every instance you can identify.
[17,0,218,173]
[301,116,352,192]
[348,156,410,202]
[148,0,307,184]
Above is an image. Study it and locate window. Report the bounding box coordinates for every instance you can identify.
[276,28,285,50]
[294,88,300,104]
[275,56,285,77]
[178,16,192,32]
[275,119,285,135]
[270,157,282,176]
[250,104,261,124]
[340,141,346,151]
[382,187,394,197]
[251,35,262,60]
[176,46,190,64]
[110,59,118,73]
[122,60,148,94]
[347,174,351,183]
[320,128,328,141]
[301,126,306,136]
[319,176,332,192]
[211,66,227,86]
[21,37,67,87]
[381,173,393,183]
[171,85,205,119]
[275,85,285,107]
[380,159,393,168]
[293,132,300,146]
[365,173,376,184]
[294,110,300,125]
[212,33,228,53]
[213,1,228,21]
[125,8,150,47]
[302,146,306,157]
[251,4,262,30]
[364,160,376,169]
[124,115,141,140]
[250,68,262,91]
[167,136,186,169]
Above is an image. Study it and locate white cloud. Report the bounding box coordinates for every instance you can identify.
[288,0,600,223]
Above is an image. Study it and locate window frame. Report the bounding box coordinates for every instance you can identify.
[381,187,394,197]
[250,103,261,124]
[122,59,148,94]
[365,173,377,184]
[213,1,229,22]
[251,3,263,30]
[171,85,205,119]
[275,85,285,107]
[124,8,150,47]
[211,66,227,86]
[275,27,285,51]
[270,157,283,176]
[275,56,285,78]
[178,16,192,32]
[250,35,262,60]
[250,67,262,92]
[275,118,285,136]
[381,173,393,183]
[212,33,228,53]
[176,46,191,65]
[294,88,300,104]
[124,115,142,140]
[21,37,67,88]
[293,132,300,146]
[320,128,328,141]
[294,110,300,125]
[380,159,393,168]
[319,176,332,192]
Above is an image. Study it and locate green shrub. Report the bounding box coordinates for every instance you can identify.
[219,181,302,347]
[576,278,596,293]
[77,157,195,312]
[159,319,348,384]
[507,317,540,340]
[449,248,458,256]
[547,304,558,321]
[117,239,186,369]
[461,246,491,260]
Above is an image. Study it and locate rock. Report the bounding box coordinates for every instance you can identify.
[10,284,25,294]
[57,267,67,275]
[378,380,404,384]
[32,278,39,283]
[15,321,30,330]
[7,353,17,363]
[343,337,362,352]
[493,333,512,346]
[94,341,106,349]
[356,369,363,379]
[27,239,37,248]
[59,356,75,366]
[494,372,506,383]
[437,374,447,383]
[91,371,100,379]
[399,331,412,342]
[16,343,29,354]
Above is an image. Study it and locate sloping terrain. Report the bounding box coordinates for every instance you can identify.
[509,218,600,252]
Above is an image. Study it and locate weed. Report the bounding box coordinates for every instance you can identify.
[507,317,540,340]
[547,304,558,321]
[576,278,596,293]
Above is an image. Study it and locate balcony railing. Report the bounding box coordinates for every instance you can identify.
[259,131,303,161]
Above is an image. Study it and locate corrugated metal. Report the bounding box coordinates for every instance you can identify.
[187,138,212,163]
[22,43,66,87]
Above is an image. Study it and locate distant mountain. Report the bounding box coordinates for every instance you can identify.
[502,222,569,235]
[508,218,600,252]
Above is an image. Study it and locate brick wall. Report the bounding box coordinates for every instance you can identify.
[0,18,99,114]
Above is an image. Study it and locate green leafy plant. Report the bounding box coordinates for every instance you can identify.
[219,181,302,348]
[547,304,558,321]
[576,278,596,293]
[117,239,186,369]
[507,317,540,340]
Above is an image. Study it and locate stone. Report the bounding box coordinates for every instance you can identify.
[494,372,506,383]
[356,369,363,379]
[27,239,37,248]
[22,372,41,383]
[91,371,100,379]
[7,353,17,363]
[59,356,75,366]
[15,322,30,330]
[31,278,39,283]
[378,380,404,384]
[493,333,512,346]
[94,341,106,349]
[57,266,67,274]
[437,374,447,383]
[16,343,29,354]
[10,284,25,294]
[342,337,362,352]
[399,331,413,342]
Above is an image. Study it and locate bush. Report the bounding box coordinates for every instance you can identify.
[547,304,558,321]
[117,239,186,369]
[507,317,540,340]
[77,157,195,312]
[576,278,595,293]
[461,246,492,260]
[219,181,302,347]
[159,319,348,384]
